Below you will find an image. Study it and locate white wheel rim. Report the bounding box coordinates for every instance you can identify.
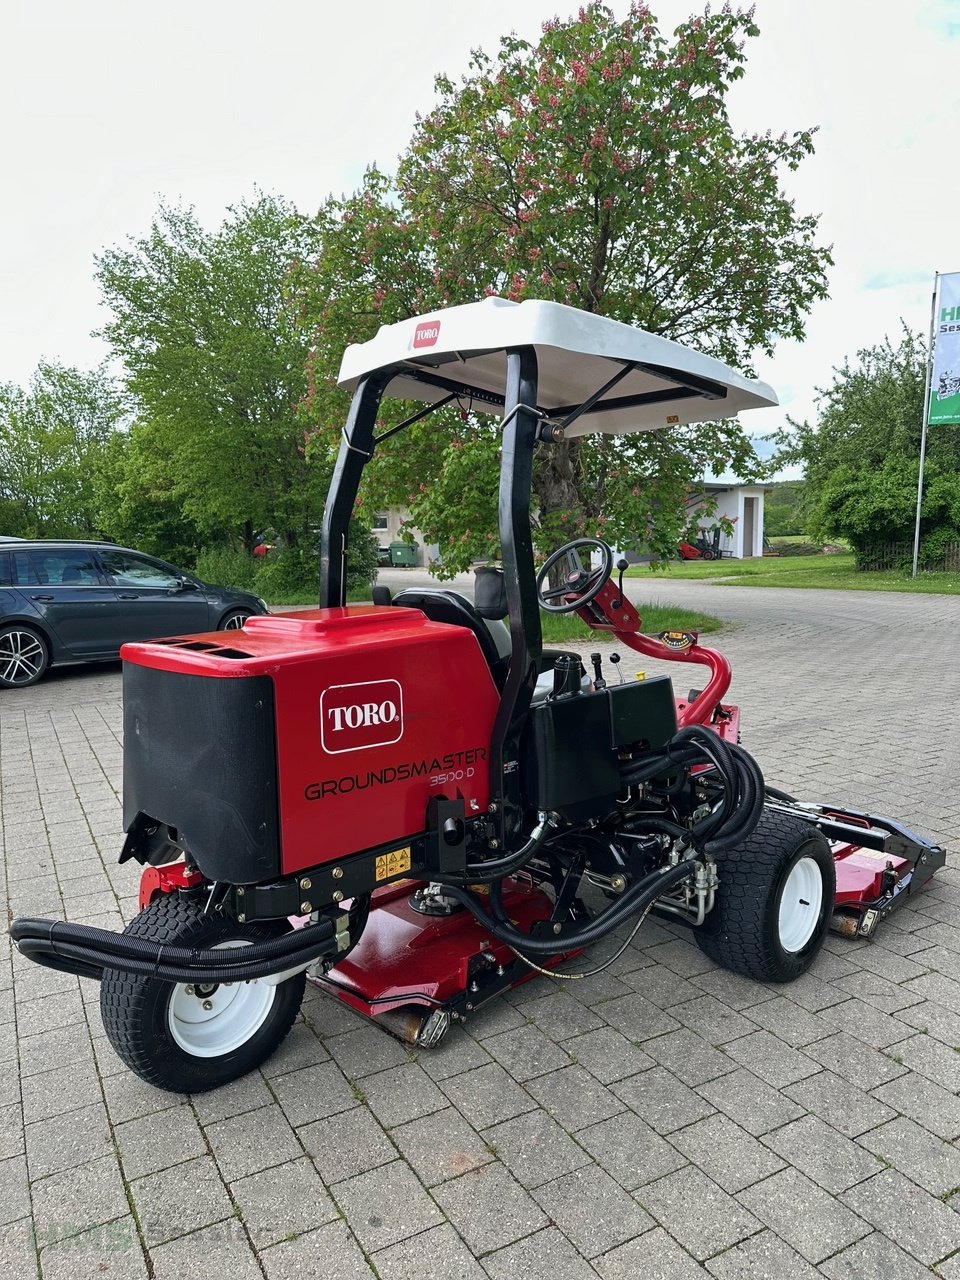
[167,941,275,1058]
[778,856,823,953]
[0,630,44,684]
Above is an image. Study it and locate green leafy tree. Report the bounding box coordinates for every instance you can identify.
[297,2,830,573]
[96,194,326,557]
[0,362,127,537]
[774,327,960,555]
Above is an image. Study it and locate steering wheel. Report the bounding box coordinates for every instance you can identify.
[536,539,614,614]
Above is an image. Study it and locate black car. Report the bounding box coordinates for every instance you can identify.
[0,539,269,688]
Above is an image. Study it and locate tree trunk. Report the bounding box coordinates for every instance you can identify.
[532,438,589,542]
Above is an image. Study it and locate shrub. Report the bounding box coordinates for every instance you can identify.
[194,545,259,591]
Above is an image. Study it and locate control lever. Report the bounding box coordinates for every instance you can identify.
[590,652,606,690]
[614,558,629,607]
[609,652,624,683]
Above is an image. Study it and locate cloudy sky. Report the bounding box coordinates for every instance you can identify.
[2,0,958,454]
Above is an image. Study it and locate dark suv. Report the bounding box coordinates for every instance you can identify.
[0,539,269,688]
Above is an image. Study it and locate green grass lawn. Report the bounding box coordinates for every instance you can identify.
[629,553,960,595]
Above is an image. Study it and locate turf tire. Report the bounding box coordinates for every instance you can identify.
[100,894,306,1092]
[694,810,835,982]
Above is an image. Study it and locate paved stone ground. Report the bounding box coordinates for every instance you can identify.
[1,581,959,1278]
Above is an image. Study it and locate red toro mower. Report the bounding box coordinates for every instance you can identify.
[12,298,945,1092]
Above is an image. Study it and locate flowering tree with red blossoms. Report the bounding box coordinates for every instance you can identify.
[298,3,831,572]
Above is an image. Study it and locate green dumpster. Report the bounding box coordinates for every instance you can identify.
[389,541,418,567]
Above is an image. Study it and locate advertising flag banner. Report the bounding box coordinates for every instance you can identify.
[929,271,960,425]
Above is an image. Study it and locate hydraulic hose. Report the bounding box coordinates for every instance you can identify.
[620,724,765,855]
[10,916,338,984]
[441,857,697,956]
[434,812,558,885]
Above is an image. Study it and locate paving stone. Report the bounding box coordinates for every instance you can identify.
[325,1023,412,1079]
[24,1101,113,1180]
[39,1217,148,1280]
[643,938,716,977]
[115,1103,206,1180]
[671,995,757,1045]
[205,1103,303,1183]
[704,1229,822,1279]
[31,1154,130,1246]
[481,1107,588,1190]
[482,1023,574,1081]
[641,1028,737,1087]
[0,1155,29,1229]
[784,1071,895,1139]
[613,1066,715,1135]
[482,1225,598,1280]
[190,1070,274,1125]
[857,1115,960,1197]
[819,1229,943,1280]
[515,989,605,1041]
[269,1059,359,1128]
[0,1103,24,1160]
[230,1155,338,1248]
[885,1031,960,1091]
[772,972,849,1013]
[18,1018,96,1080]
[597,992,681,1042]
[637,1165,761,1261]
[691,967,778,1011]
[15,987,86,1039]
[722,1029,820,1088]
[695,1062,806,1137]
[533,1163,653,1257]
[801,1030,905,1089]
[300,988,368,1039]
[669,1112,785,1193]
[833,970,925,1015]
[871,1072,960,1141]
[435,1158,552,1254]
[21,1060,102,1124]
[100,1069,182,1126]
[439,1062,537,1129]
[415,1032,492,1082]
[357,1062,447,1128]
[389,1106,493,1187]
[563,1025,654,1084]
[526,1064,625,1132]
[818,997,916,1049]
[260,1219,376,1279]
[577,1111,686,1191]
[129,1153,234,1247]
[738,1167,871,1264]
[622,964,701,1009]
[150,1218,262,1280]
[761,1114,884,1194]
[300,1103,396,1185]
[594,1226,705,1279]
[332,1159,444,1252]
[897,999,960,1047]
[840,1169,960,1265]
[372,1222,487,1280]
[466,997,529,1040]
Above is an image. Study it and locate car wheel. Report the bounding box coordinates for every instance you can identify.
[0,625,50,688]
[694,811,835,982]
[218,610,251,631]
[100,895,306,1092]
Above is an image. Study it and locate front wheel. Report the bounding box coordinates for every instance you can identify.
[0,625,49,688]
[218,609,251,631]
[100,896,306,1092]
[694,811,835,982]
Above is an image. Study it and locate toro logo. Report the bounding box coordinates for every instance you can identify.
[412,320,441,349]
[321,679,403,755]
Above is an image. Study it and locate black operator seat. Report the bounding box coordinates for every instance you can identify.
[391,588,511,688]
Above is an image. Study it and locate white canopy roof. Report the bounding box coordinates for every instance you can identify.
[337,297,777,437]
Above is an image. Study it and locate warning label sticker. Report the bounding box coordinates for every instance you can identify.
[375,847,412,881]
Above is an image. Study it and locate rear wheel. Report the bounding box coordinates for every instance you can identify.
[0,625,49,688]
[100,895,306,1092]
[695,811,835,982]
